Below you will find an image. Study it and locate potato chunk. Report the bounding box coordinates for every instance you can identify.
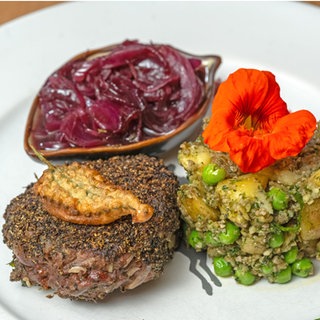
[309,169,320,187]
[178,140,213,173]
[300,198,320,240]
[215,174,272,228]
[177,184,219,224]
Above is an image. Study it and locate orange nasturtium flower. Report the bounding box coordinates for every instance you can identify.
[202,68,317,173]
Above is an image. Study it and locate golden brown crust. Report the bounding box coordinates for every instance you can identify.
[33,162,153,225]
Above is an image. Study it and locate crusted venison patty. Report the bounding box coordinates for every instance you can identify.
[2,154,181,301]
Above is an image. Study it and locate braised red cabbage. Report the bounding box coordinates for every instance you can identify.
[32,40,204,149]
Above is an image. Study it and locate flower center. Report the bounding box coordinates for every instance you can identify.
[241,114,262,131]
[243,115,253,129]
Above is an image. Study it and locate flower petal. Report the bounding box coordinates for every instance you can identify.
[226,129,275,173]
[268,110,317,159]
[202,68,289,152]
[225,69,288,128]
[202,68,317,173]
[250,71,289,131]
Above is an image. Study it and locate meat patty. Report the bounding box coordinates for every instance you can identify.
[2,154,181,301]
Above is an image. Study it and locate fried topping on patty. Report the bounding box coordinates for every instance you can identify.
[33,161,154,225]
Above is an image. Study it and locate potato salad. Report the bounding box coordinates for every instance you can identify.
[177,127,320,285]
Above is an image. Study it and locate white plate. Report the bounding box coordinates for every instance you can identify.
[1,2,320,320]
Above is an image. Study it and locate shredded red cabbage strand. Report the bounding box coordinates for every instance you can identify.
[32,40,204,149]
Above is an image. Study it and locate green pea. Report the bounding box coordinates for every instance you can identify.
[261,262,273,275]
[292,258,313,278]
[218,221,240,245]
[274,266,292,284]
[267,187,289,211]
[284,246,299,264]
[235,269,256,286]
[202,163,226,185]
[213,257,233,277]
[188,230,203,249]
[268,230,284,248]
[204,231,220,247]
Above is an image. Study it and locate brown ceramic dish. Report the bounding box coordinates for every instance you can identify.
[24,44,221,160]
